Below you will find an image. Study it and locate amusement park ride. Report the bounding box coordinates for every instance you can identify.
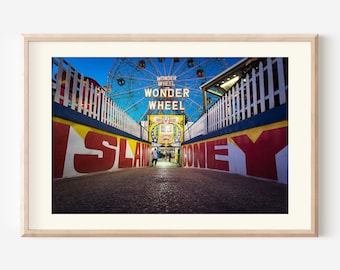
[102,57,242,160]
[103,57,241,123]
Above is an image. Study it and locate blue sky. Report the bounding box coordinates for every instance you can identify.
[54,57,244,122]
[61,57,114,87]
[59,57,243,88]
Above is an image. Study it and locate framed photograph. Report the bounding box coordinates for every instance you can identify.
[22,34,318,237]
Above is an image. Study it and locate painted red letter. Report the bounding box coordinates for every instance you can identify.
[74,131,117,173]
[118,138,133,168]
[134,142,141,167]
[182,145,187,167]
[53,122,70,178]
[141,143,150,167]
[187,145,193,167]
[231,127,287,180]
[206,138,229,171]
[193,142,206,168]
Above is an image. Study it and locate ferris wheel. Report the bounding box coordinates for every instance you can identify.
[105,57,239,123]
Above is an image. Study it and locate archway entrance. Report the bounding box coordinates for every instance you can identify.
[159,146,181,166]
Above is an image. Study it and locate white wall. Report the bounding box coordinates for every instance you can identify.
[0,0,338,269]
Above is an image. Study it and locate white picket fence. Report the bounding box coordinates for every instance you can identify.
[184,58,287,140]
[52,58,147,140]
[184,114,207,141]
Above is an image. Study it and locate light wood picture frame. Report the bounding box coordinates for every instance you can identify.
[22,34,318,237]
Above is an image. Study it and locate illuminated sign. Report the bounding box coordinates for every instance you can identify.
[145,76,190,111]
[157,76,176,87]
[148,115,185,146]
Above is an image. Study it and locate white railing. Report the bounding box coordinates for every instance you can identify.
[52,58,147,140]
[185,58,287,139]
[184,114,207,141]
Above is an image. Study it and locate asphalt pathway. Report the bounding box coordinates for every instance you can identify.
[53,161,288,214]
